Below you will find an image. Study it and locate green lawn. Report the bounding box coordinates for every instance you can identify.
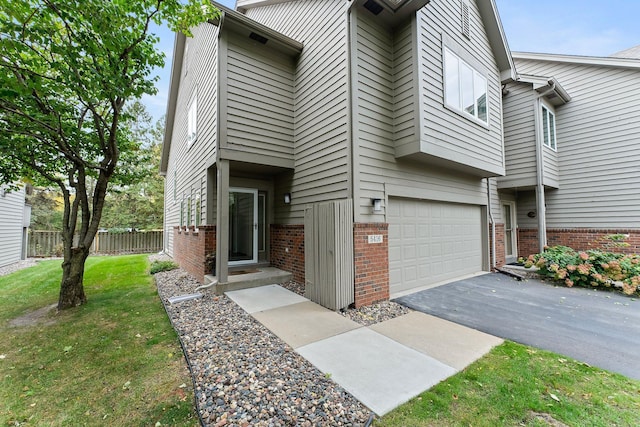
[377,341,640,426]
[2,256,639,426]
[0,255,196,426]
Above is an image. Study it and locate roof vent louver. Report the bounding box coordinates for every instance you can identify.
[461,1,470,39]
[249,32,268,44]
[364,0,384,15]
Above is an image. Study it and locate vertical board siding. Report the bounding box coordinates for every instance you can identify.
[499,81,537,188]
[416,0,504,172]
[226,35,295,160]
[246,0,351,223]
[164,23,219,256]
[304,199,354,310]
[515,58,640,228]
[0,186,26,267]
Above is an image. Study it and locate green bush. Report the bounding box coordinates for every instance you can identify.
[150,260,178,274]
[522,245,640,296]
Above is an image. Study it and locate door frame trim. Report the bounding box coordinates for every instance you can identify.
[229,187,258,266]
[502,201,518,264]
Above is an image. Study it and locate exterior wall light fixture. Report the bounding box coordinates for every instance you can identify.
[284,193,291,204]
[372,198,382,212]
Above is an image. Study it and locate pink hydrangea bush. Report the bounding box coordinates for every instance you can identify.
[522,245,640,296]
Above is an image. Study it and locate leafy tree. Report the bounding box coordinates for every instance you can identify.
[0,0,217,309]
[100,102,165,230]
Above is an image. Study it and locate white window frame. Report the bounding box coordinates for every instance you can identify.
[443,47,489,126]
[541,105,557,151]
[187,92,197,146]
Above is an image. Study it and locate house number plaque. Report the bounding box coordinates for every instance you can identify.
[368,235,383,244]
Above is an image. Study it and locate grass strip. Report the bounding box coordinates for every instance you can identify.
[377,341,640,426]
[0,255,197,426]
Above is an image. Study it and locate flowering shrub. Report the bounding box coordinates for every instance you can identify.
[522,245,640,296]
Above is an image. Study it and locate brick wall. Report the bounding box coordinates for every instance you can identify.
[172,225,216,283]
[353,223,389,308]
[518,228,539,259]
[490,223,506,268]
[270,224,305,284]
[518,228,640,258]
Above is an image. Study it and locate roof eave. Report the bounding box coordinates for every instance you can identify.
[212,1,303,55]
[513,51,640,70]
[159,32,185,176]
[477,0,516,83]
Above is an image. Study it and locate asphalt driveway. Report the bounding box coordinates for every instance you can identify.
[394,273,640,380]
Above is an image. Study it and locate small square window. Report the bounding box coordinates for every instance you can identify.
[444,48,488,125]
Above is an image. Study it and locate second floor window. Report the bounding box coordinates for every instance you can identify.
[187,94,197,146]
[542,105,557,150]
[444,48,488,124]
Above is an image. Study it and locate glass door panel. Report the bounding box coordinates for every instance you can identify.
[502,203,517,263]
[229,188,257,265]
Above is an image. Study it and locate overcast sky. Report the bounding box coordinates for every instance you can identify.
[143,0,640,121]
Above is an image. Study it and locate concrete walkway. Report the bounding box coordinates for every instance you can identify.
[226,285,502,416]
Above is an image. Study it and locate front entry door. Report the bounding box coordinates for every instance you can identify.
[229,188,258,265]
[503,202,518,264]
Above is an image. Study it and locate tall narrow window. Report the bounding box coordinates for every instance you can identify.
[186,195,192,226]
[542,106,557,150]
[187,93,197,146]
[195,193,201,227]
[444,48,488,125]
[179,198,184,227]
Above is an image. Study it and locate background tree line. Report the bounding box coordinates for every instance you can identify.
[27,102,165,232]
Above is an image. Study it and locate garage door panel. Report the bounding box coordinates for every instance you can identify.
[389,198,483,295]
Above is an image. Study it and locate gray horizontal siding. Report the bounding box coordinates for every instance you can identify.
[394,19,418,150]
[541,143,559,188]
[353,3,500,222]
[0,186,25,267]
[247,0,351,224]
[225,35,295,161]
[164,23,219,255]
[413,0,504,175]
[498,81,536,188]
[515,57,640,228]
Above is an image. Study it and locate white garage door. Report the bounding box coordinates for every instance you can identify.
[388,198,483,295]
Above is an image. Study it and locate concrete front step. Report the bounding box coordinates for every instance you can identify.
[500,264,540,279]
[205,267,293,295]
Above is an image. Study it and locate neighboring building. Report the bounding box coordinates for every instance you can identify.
[0,184,31,268]
[499,51,640,258]
[160,0,517,308]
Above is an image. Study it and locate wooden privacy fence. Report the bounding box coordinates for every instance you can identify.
[28,230,163,257]
[304,199,354,311]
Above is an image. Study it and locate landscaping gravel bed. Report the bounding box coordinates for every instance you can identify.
[0,258,51,277]
[154,267,373,426]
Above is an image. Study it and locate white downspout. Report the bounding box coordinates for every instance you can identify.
[486,178,496,269]
[534,82,556,252]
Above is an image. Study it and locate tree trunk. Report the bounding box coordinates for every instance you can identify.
[58,247,89,309]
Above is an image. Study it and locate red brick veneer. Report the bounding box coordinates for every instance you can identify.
[172,225,216,283]
[490,223,506,268]
[518,228,640,258]
[270,224,305,284]
[353,223,389,308]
